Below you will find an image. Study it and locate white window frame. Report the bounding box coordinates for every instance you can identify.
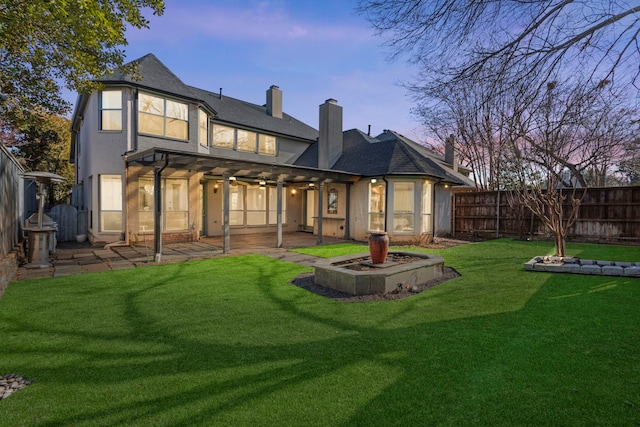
[100,90,122,131]
[137,177,189,232]
[138,92,188,140]
[393,181,415,233]
[368,181,386,232]
[212,124,235,149]
[100,174,123,232]
[198,109,209,147]
[268,186,286,224]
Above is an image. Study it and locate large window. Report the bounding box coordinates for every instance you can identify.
[259,134,276,155]
[212,124,277,155]
[139,177,155,232]
[237,129,257,152]
[229,185,245,225]
[393,182,415,232]
[138,177,189,231]
[138,92,188,140]
[368,181,386,231]
[213,124,234,149]
[422,180,433,234]
[268,187,286,224]
[247,185,266,225]
[100,90,122,131]
[224,184,287,226]
[165,179,188,230]
[198,109,208,147]
[100,175,122,232]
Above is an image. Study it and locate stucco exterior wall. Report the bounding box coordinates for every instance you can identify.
[348,178,451,243]
[434,184,453,235]
[311,182,348,238]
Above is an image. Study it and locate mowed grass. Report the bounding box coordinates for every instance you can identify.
[1,239,639,426]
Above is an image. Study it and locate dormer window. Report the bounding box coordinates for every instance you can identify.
[138,92,188,140]
[100,90,122,131]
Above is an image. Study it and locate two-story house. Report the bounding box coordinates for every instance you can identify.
[71,54,471,257]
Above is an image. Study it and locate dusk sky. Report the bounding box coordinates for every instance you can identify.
[113,0,426,142]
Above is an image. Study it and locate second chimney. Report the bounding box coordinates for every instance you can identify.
[445,134,458,172]
[318,98,343,169]
[266,85,282,118]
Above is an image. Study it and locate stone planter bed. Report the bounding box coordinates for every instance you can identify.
[524,256,640,277]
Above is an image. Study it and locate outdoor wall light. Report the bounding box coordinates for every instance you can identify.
[213,183,219,193]
[371,178,377,183]
[309,183,315,188]
[291,188,297,197]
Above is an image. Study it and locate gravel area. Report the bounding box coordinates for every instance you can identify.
[290,266,460,302]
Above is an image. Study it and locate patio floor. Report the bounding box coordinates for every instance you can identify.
[13,232,358,281]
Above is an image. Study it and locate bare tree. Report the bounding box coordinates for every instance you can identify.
[358,1,640,91]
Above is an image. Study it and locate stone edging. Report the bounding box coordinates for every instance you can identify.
[524,256,640,277]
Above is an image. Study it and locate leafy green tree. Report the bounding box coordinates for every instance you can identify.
[0,0,164,119]
[3,114,74,204]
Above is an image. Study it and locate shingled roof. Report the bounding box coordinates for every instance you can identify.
[295,129,470,185]
[98,53,318,142]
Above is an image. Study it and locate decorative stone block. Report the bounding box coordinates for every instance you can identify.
[624,266,640,277]
[596,260,614,266]
[524,259,538,271]
[615,261,632,267]
[581,265,602,275]
[544,264,568,273]
[563,263,583,274]
[580,259,596,265]
[602,265,624,276]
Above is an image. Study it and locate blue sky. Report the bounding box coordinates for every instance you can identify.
[116,0,426,141]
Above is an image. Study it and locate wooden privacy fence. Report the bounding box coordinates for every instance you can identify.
[452,186,640,244]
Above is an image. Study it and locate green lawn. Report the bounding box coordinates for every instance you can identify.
[1,239,639,426]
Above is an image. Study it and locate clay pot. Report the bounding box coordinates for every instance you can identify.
[369,232,389,264]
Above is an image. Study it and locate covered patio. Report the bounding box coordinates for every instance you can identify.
[126,148,360,261]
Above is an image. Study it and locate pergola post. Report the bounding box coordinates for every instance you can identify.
[153,155,168,262]
[317,181,324,244]
[276,177,283,248]
[223,173,230,254]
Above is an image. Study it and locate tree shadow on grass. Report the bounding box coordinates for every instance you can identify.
[0,251,638,425]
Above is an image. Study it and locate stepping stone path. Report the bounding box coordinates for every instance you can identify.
[0,374,33,400]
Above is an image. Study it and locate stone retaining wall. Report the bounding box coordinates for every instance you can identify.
[525,256,640,277]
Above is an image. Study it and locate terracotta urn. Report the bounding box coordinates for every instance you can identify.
[369,231,389,264]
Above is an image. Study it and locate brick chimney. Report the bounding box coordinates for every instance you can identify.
[266,85,282,118]
[318,98,343,169]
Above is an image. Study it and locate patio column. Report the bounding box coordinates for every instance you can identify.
[276,177,283,248]
[153,155,168,263]
[317,181,324,244]
[223,173,230,254]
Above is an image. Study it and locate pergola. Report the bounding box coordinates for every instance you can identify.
[126,148,360,261]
